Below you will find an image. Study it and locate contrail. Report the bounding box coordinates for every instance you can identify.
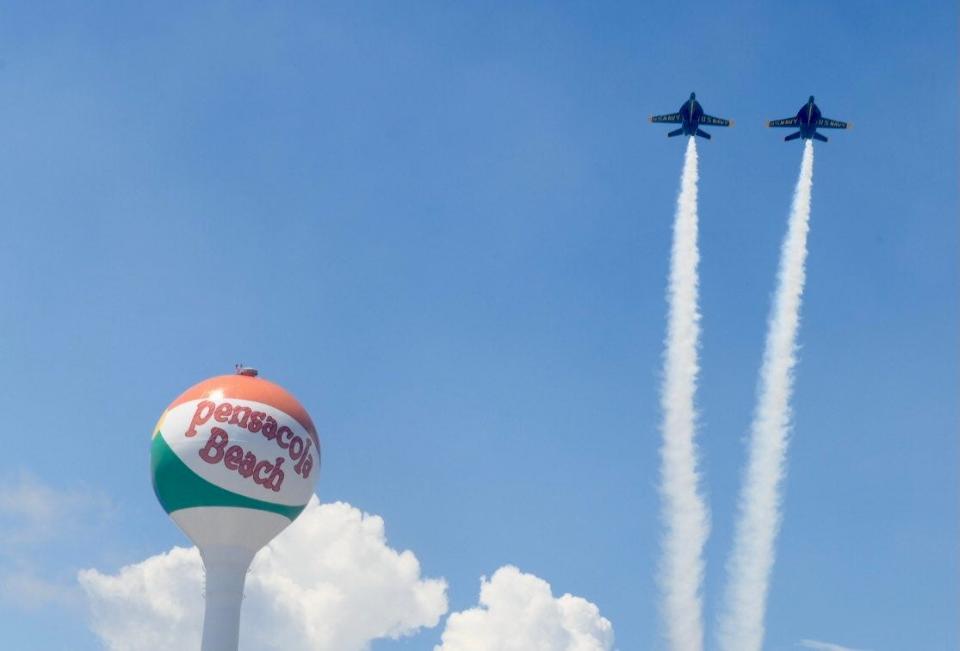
[658,136,709,651]
[719,140,815,651]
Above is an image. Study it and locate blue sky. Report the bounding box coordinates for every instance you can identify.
[0,2,955,650]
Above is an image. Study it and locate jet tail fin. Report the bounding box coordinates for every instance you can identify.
[813,132,828,142]
[667,128,684,138]
[784,131,803,142]
[695,128,712,140]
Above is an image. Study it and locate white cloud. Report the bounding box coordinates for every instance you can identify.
[79,545,200,650]
[435,565,614,651]
[798,639,870,651]
[78,498,448,651]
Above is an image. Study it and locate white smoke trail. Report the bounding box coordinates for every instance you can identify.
[658,136,709,651]
[718,140,815,651]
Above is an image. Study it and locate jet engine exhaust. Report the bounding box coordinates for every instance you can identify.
[719,140,815,651]
[658,136,710,651]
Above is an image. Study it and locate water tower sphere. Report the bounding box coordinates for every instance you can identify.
[150,370,320,650]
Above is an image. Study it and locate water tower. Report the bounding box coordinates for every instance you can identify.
[151,367,320,650]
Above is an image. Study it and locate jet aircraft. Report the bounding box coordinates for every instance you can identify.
[767,96,851,142]
[649,92,733,140]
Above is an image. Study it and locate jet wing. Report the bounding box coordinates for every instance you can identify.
[767,117,800,128]
[649,113,682,124]
[701,114,733,127]
[815,117,851,129]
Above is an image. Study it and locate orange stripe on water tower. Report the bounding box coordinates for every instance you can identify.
[166,374,319,447]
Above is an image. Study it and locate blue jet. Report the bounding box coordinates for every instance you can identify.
[767,96,851,142]
[649,92,734,140]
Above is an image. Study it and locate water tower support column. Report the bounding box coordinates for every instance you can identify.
[200,546,254,651]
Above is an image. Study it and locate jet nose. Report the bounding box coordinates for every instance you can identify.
[690,92,696,99]
[809,95,815,102]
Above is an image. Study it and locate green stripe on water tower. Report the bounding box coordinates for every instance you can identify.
[151,432,305,520]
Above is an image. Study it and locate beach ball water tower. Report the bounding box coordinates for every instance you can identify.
[151,367,320,650]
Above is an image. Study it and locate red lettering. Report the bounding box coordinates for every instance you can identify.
[253,460,274,485]
[228,406,252,429]
[223,445,244,471]
[265,458,285,492]
[185,401,215,437]
[214,403,233,423]
[191,402,312,485]
[199,428,228,464]
[238,452,257,478]
[289,436,304,460]
[294,437,313,476]
[196,422,293,493]
[299,454,314,479]
[262,416,277,440]
[276,426,293,449]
